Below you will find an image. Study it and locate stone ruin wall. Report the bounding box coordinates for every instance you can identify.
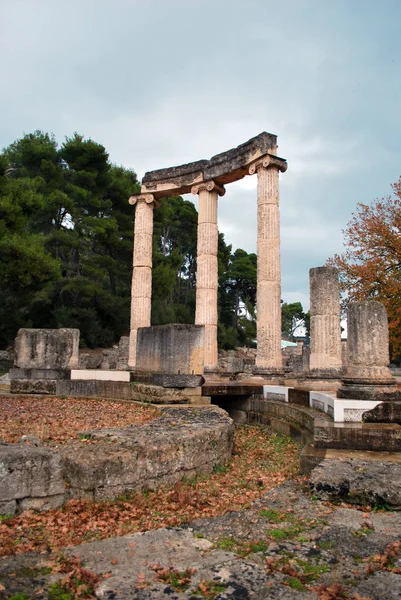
[0,407,234,515]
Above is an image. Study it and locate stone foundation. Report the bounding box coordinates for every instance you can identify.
[0,407,234,514]
[56,380,209,404]
[0,444,65,515]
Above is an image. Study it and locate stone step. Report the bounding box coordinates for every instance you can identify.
[300,443,401,474]
[314,419,401,452]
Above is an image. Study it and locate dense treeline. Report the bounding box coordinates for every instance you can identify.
[0,131,306,350]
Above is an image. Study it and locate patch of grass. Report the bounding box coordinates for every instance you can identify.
[212,463,229,474]
[0,514,14,522]
[8,595,33,600]
[259,508,283,523]
[296,559,329,579]
[215,536,268,556]
[266,555,330,588]
[192,580,228,598]
[352,528,374,537]
[287,577,306,591]
[151,566,195,592]
[269,525,303,540]
[215,536,236,551]
[372,501,393,512]
[318,540,335,550]
[48,583,74,600]
[16,566,52,578]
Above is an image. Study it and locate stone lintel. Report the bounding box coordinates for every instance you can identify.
[140,132,287,199]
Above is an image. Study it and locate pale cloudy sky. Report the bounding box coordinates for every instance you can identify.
[2,0,401,310]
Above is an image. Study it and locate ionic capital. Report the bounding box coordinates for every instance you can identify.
[248,154,288,176]
[191,180,226,197]
[128,193,160,208]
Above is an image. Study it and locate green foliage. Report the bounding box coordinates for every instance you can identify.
[287,577,306,591]
[48,583,74,600]
[0,131,138,348]
[281,301,306,340]
[259,508,283,523]
[212,463,229,474]
[218,239,257,348]
[151,196,198,326]
[372,500,393,512]
[193,580,228,598]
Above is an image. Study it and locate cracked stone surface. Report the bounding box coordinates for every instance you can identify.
[2,478,401,598]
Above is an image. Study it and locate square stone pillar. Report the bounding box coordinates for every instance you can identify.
[192,181,225,371]
[128,193,159,368]
[249,156,287,375]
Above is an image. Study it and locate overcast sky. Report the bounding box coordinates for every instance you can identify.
[2,0,401,310]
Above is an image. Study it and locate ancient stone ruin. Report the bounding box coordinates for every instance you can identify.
[0,406,234,515]
[3,131,401,522]
[9,328,79,395]
[128,132,287,375]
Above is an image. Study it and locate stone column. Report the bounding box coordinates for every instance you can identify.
[309,266,342,377]
[338,300,399,401]
[128,193,159,368]
[250,156,287,374]
[191,181,225,371]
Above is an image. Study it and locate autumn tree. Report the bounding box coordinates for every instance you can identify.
[327,177,401,360]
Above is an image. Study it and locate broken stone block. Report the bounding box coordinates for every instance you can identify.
[310,458,401,508]
[363,402,401,424]
[14,328,79,369]
[0,445,65,514]
[135,324,204,374]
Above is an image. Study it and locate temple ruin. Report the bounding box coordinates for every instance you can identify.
[128,132,287,373]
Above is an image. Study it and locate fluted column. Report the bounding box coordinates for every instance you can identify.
[250,156,287,373]
[128,193,159,368]
[338,301,399,401]
[309,266,342,376]
[191,181,225,370]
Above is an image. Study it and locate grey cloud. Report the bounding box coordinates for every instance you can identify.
[1,0,401,310]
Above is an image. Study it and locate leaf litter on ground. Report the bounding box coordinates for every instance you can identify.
[0,413,299,556]
[0,396,160,445]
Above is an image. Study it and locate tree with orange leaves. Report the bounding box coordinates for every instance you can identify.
[327,178,401,361]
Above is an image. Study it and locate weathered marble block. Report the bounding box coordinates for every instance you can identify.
[135,324,204,374]
[14,328,79,370]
